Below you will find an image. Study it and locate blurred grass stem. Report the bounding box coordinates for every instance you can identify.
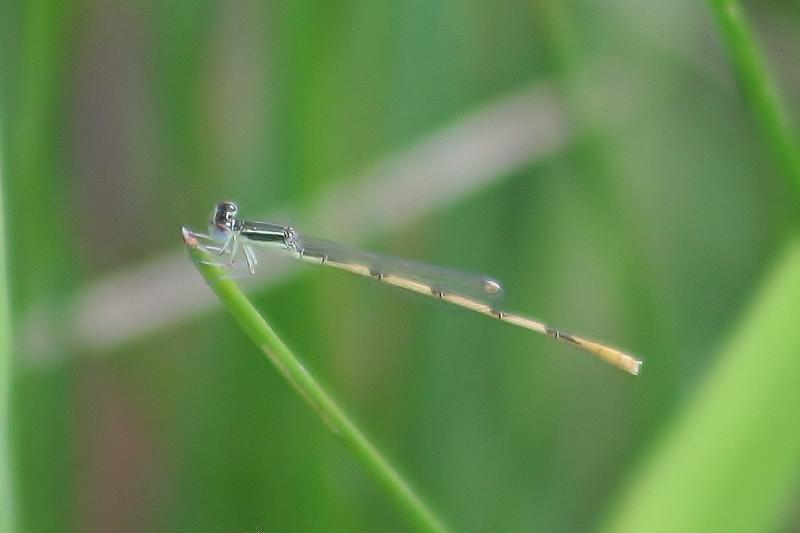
[0,131,16,533]
[708,0,800,207]
[183,229,448,533]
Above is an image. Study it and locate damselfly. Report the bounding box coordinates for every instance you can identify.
[187,201,642,375]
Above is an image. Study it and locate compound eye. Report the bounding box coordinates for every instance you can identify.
[210,201,237,229]
[215,201,237,213]
[213,201,238,219]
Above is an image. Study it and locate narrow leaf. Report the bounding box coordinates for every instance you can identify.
[604,239,800,532]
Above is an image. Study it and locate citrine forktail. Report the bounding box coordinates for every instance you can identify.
[187,201,642,375]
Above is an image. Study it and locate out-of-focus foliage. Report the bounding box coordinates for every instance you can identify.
[1,1,799,531]
[604,240,800,533]
[0,144,15,533]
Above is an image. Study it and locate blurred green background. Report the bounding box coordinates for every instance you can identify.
[2,1,800,531]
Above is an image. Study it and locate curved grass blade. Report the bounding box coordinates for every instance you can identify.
[182,228,448,533]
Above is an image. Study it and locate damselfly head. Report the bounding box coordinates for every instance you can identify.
[210,200,239,239]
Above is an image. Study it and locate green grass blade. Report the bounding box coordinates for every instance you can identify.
[708,0,800,204]
[182,229,448,533]
[603,239,800,532]
[0,134,15,533]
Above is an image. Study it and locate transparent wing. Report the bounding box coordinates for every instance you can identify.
[290,233,505,304]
